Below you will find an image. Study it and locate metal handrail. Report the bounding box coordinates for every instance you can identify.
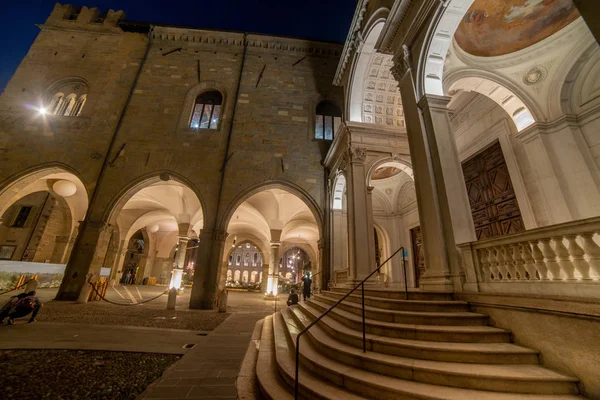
[293,246,406,399]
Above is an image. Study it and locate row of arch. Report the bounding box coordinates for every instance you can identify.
[0,163,324,294]
[345,3,599,133]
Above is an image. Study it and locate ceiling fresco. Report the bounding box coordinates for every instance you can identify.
[372,167,401,180]
[454,0,580,57]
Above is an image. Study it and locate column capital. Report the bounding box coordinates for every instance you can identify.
[417,93,452,111]
[345,146,367,165]
[199,229,228,242]
[367,185,375,193]
[391,44,412,82]
[270,241,281,248]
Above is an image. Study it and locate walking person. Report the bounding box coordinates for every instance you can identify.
[124,271,132,285]
[0,291,43,324]
[302,273,312,300]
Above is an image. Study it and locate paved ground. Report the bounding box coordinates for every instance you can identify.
[0,288,279,399]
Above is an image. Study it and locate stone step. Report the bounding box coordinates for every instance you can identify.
[321,290,471,312]
[284,308,578,395]
[255,315,294,400]
[330,287,454,301]
[277,310,583,400]
[306,300,511,343]
[271,313,368,400]
[296,303,540,364]
[313,294,489,326]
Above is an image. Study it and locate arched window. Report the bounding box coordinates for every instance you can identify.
[315,101,342,140]
[190,90,222,129]
[45,80,88,117]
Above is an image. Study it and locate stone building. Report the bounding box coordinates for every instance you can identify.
[2,1,600,398]
[0,4,341,307]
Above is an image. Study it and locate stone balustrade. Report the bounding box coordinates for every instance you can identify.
[458,217,600,298]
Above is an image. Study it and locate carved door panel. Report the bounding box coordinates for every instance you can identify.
[462,141,524,240]
[410,226,425,287]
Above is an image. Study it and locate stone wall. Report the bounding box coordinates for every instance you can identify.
[0,4,343,299]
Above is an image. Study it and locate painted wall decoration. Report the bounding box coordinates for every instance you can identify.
[455,0,580,57]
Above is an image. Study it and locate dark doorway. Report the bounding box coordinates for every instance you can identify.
[462,141,525,240]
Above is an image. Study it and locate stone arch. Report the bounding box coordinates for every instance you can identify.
[444,68,538,131]
[0,163,88,241]
[177,81,230,131]
[348,20,385,122]
[279,242,317,270]
[219,180,323,238]
[331,172,346,210]
[103,170,207,234]
[396,181,417,215]
[366,156,413,187]
[559,42,600,116]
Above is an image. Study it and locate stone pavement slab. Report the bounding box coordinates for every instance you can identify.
[0,322,206,355]
[140,311,272,399]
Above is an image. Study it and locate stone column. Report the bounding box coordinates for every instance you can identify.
[266,229,282,296]
[393,54,470,292]
[366,185,376,270]
[56,220,111,300]
[345,147,371,282]
[572,0,600,44]
[418,95,477,246]
[169,236,189,289]
[50,236,70,264]
[261,262,269,293]
[189,229,228,309]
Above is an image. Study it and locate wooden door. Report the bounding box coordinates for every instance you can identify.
[410,226,426,287]
[462,141,524,240]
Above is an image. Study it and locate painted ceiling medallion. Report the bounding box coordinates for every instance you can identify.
[372,166,401,180]
[455,0,580,57]
[523,66,548,85]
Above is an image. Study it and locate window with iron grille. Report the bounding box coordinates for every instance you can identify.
[190,91,223,129]
[315,101,342,140]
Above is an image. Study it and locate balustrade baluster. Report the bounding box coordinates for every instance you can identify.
[580,232,600,278]
[553,236,575,280]
[504,245,517,280]
[521,242,538,280]
[530,240,548,280]
[479,249,492,281]
[565,235,591,280]
[496,246,509,281]
[511,244,526,280]
[539,238,561,280]
[488,248,500,281]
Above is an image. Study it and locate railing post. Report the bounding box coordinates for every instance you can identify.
[295,334,300,400]
[362,282,366,353]
[402,248,407,298]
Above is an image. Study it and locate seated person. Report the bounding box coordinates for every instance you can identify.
[0,291,42,325]
[286,288,299,307]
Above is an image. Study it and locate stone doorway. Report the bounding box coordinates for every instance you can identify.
[410,226,425,287]
[462,141,525,240]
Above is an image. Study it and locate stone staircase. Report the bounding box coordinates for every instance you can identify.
[249,288,586,399]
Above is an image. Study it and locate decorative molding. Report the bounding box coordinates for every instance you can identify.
[152,27,341,57]
[333,0,371,86]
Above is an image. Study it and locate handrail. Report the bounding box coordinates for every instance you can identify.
[293,246,405,399]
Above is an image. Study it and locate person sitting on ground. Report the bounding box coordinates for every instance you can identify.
[0,292,29,323]
[286,288,299,307]
[1,291,42,325]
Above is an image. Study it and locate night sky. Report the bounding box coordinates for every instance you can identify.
[0,0,356,92]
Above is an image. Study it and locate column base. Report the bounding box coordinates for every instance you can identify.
[419,274,455,292]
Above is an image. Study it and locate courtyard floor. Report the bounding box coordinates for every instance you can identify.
[0,287,278,399]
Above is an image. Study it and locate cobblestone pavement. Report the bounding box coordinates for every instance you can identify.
[0,349,180,400]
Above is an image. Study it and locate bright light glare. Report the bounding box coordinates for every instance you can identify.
[38,107,47,115]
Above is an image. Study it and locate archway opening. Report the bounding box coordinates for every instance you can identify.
[225,242,264,290]
[223,186,320,297]
[105,176,204,289]
[0,168,87,290]
[368,160,420,288]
